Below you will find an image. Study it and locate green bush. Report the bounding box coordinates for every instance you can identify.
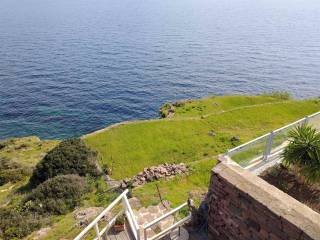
[282,124,320,182]
[24,174,88,215]
[0,207,41,240]
[0,158,31,186]
[29,138,99,186]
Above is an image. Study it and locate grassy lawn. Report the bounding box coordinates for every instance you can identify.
[84,96,319,207]
[170,95,281,118]
[85,96,320,180]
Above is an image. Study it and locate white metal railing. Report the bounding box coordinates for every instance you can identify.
[142,202,191,240]
[226,111,320,169]
[74,190,191,240]
[74,189,140,240]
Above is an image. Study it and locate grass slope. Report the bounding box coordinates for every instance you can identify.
[85,96,320,180]
[0,136,59,167]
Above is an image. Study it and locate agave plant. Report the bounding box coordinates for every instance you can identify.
[282,124,320,182]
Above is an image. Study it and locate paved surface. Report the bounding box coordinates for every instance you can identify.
[105,231,134,240]
[105,227,134,240]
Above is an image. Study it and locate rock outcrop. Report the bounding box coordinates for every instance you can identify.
[120,163,189,189]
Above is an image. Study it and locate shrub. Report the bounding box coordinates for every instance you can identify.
[282,124,320,182]
[0,158,31,186]
[24,174,88,215]
[29,138,99,186]
[0,207,41,240]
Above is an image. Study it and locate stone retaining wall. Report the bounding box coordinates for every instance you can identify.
[207,157,320,240]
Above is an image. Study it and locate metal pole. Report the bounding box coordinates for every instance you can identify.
[263,132,274,161]
[144,228,148,240]
[94,223,102,240]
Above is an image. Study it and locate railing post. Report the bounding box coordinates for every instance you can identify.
[137,229,140,240]
[94,223,102,240]
[303,116,309,125]
[263,132,274,161]
[144,228,148,240]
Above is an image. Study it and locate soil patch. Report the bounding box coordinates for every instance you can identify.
[260,164,320,214]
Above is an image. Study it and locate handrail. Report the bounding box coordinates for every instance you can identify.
[227,111,320,156]
[226,110,320,173]
[142,202,190,240]
[227,132,271,155]
[93,211,122,240]
[143,202,188,229]
[148,214,191,240]
[74,189,129,240]
[122,194,140,240]
[273,118,305,134]
[123,193,140,230]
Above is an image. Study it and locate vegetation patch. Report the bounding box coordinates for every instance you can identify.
[85,96,320,180]
[261,124,320,213]
[29,138,100,186]
[0,158,32,186]
[24,174,89,215]
[0,136,59,167]
[282,124,320,182]
[0,207,42,240]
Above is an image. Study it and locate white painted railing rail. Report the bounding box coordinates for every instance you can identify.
[74,190,192,240]
[227,111,320,157]
[74,189,140,240]
[226,111,320,171]
[142,202,191,240]
[122,192,140,240]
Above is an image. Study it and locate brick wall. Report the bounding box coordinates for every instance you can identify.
[207,157,320,240]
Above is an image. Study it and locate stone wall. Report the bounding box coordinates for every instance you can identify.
[207,157,320,240]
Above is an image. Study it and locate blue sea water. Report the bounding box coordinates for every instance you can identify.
[0,0,320,139]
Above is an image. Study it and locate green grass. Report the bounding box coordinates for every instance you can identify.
[84,96,319,208]
[0,136,59,167]
[171,95,281,118]
[133,158,217,207]
[85,97,320,180]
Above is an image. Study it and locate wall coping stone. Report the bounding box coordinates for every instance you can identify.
[213,155,320,240]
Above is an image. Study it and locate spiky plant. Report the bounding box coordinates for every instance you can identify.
[282,124,320,182]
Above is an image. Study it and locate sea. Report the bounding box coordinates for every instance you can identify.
[0,0,319,139]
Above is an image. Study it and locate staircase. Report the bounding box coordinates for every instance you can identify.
[74,190,191,240]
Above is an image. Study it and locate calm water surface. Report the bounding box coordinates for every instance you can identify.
[0,0,320,139]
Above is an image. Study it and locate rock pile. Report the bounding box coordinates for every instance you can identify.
[120,163,189,189]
